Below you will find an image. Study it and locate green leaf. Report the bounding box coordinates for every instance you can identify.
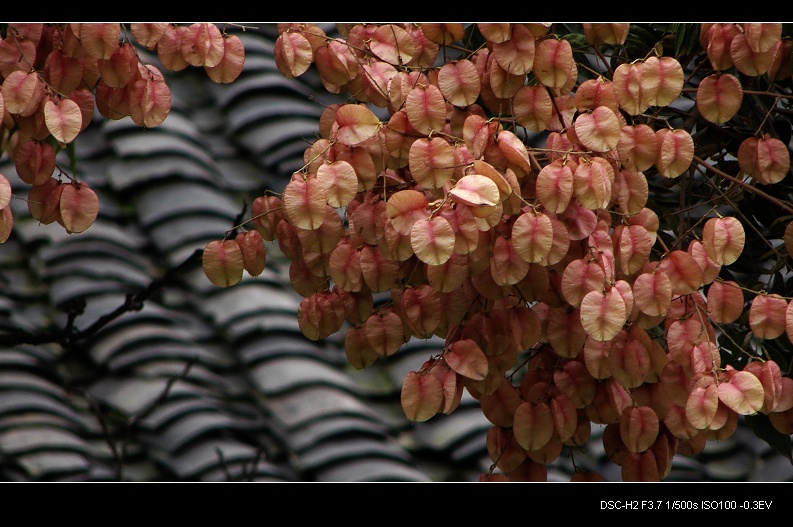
[667,23,702,57]
[623,24,660,61]
[562,31,595,81]
[561,32,589,52]
[718,328,752,370]
[761,338,792,374]
[464,23,487,50]
[744,414,793,463]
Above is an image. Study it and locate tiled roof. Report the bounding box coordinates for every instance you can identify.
[0,23,791,482]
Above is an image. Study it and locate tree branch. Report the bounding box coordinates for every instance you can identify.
[692,155,793,216]
[0,248,203,348]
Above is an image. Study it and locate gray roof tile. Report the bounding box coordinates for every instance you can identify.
[265,385,385,430]
[0,391,91,430]
[249,356,360,395]
[133,182,242,228]
[11,450,92,480]
[0,426,93,456]
[156,438,289,480]
[139,410,266,453]
[288,416,391,452]
[313,457,432,482]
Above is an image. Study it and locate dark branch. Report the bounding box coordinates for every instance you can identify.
[0,248,204,348]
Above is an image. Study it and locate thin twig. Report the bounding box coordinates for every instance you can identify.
[692,155,793,216]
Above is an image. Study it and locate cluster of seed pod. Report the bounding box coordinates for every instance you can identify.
[202,23,793,481]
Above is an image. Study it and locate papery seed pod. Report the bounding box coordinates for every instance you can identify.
[706,280,744,324]
[646,56,683,106]
[0,206,12,243]
[491,24,535,75]
[344,325,378,370]
[620,406,660,453]
[80,23,121,60]
[58,182,98,234]
[157,25,189,72]
[533,37,574,89]
[202,239,244,288]
[655,128,694,178]
[697,73,743,124]
[617,124,658,172]
[613,62,656,116]
[749,293,788,340]
[730,31,773,76]
[181,23,225,68]
[235,230,266,277]
[274,30,313,79]
[513,400,554,451]
[718,369,765,415]
[408,137,454,190]
[401,370,444,422]
[574,106,621,153]
[535,159,574,214]
[513,85,553,132]
[404,83,446,134]
[701,23,739,70]
[701,216,745,265]
[282,175,327,230]
[582,23,629,46]
[437,59,480,107]
[633,271,672,318]
[581,288,627,342]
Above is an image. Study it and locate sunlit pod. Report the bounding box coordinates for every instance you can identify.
[730,31,774,76]
[696,73,743,124]
[401,370,443,422]
[701,216,745,265]
[749,293,788,340]
[706,280,744,324]
[718,370,765,415]
[533,37,574,89]
[202,239,244,288]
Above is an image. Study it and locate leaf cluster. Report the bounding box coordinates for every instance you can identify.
[200,22,793,481]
